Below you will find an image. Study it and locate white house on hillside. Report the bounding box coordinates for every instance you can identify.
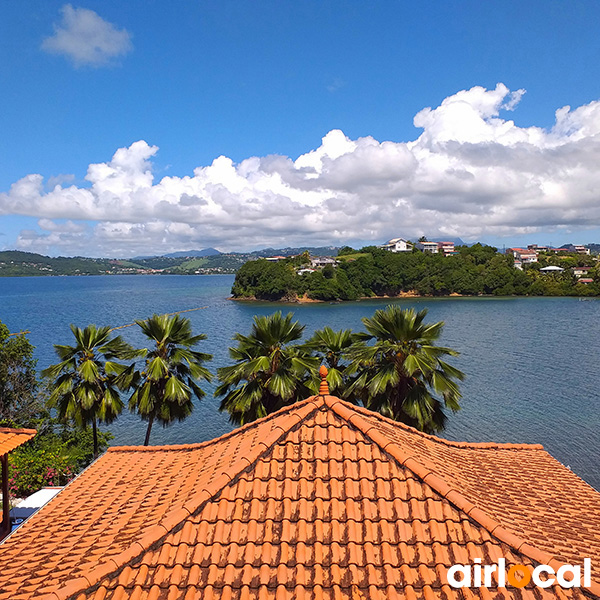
[380,238,413,253]
[310,257,338,268]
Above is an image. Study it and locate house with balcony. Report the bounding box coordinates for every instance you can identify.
[508,247,538,269]
[437,241,456,256]
[574,245,591,255]
[573,266,592,278]
[527,244,551,253]
[416,240,439,253]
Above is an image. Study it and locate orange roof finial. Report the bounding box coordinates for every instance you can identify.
[318,365,329,395]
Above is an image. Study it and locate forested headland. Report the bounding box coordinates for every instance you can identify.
[231,244,600,301]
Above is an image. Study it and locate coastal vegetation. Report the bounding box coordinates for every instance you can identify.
[231,244,600,301]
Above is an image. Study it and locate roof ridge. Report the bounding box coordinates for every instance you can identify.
[40,397,325,600]
[107,395,320,453]
[348,396,545,450]
[324,395,600,599]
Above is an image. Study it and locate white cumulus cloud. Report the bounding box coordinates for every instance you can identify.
[3,83,600,256]
[42,4,132,67]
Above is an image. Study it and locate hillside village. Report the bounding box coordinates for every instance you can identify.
[261,237,598,284]
[232,236,600,301]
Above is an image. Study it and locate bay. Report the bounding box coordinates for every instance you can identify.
[1,274,598,491]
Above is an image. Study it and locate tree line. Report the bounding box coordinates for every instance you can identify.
[1,306,464,496]
[231,244,600,301]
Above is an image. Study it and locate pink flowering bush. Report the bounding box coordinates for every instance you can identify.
[8,449,75,498]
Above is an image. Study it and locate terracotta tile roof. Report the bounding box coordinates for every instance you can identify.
[0,426,36,455]
[0,395,598,600]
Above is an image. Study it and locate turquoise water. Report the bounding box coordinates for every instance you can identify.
[1,274,599,490]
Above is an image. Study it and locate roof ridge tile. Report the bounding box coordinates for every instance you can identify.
[324,395,600,598]
[39,398,325,600]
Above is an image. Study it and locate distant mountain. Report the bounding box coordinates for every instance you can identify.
[133,248,221,259]
[430,237,466,246]
[163,248,221,258]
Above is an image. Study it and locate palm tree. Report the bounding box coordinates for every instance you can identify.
[348,305,464,433]
[216,312,319,425]
[42,325,136,458]
[129,314,212,445]
[302,326,361,399]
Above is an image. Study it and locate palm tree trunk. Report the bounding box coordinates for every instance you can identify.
[92,418,98,459]
[144,414,154,446]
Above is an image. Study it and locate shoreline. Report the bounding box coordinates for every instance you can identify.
[230,290,468,303]
[229,292,599,303]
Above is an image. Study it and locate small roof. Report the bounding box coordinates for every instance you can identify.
[0,395,598,599]
[0,427,36,456]
[539,266,564,272]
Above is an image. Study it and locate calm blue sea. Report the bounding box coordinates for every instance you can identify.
[1,274,599,490]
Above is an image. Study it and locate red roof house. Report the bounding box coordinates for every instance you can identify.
[0,378,598,599]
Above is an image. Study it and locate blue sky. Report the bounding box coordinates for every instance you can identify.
[2,1,600,256]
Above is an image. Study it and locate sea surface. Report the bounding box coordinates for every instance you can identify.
[1,274,599,490]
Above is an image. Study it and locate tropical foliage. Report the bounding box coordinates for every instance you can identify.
[216,312,319,425]
[347,306,464,433]
[129,314,212,445]
[42,325,136,457]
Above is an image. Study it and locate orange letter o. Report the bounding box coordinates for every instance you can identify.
[507,565,532,588]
